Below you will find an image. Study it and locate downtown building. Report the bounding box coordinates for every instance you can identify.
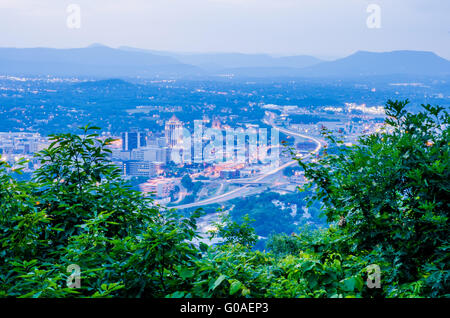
[122,131,147,151]
[122,160,164,178]
[139,177,179,198]
[164,115,183,148]
[131,146,169,163]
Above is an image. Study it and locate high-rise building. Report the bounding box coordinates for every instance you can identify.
[122,131,147,151]
[131,146,168,163]
[164,115,183,148]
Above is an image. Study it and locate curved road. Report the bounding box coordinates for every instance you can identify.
[172,120,322,210]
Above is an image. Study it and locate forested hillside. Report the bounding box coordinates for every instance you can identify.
[0,100,448,298]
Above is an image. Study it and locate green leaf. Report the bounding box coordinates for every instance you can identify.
[340,276,364,292]
[167,291,185,298]
[229,280,242,295]
[211,274,227,291]
[179,268,195,280]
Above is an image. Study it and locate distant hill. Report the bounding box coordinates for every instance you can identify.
[170,53,322,71]
[118,46,322,71]
[0,45,202,78]
[1,45,449,79]
[215,50,450,78]
[298,50,450,77]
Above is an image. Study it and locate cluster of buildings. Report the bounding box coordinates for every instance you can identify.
[119,137,168,178]
[111,114,279,200]
[3,105,375,203]
[110,115,185,177]
[265,101,386,143]
[0,132,49,171]
[328,103,385,115]
[138,177,180,203]
[108,115,186,199]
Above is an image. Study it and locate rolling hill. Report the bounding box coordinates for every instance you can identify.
[0,45,202,78]
[298,50,450,77]
[1,45,449,79]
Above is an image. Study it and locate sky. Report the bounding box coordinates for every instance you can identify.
[0,0,449,60]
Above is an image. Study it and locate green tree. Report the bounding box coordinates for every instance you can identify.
[209,214,258,248]
[0,126,202,297]
[296,100,449,296]
[181,174,194,191]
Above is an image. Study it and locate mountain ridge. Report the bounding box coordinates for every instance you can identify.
[296,50,450,77]
[1,45,449,79]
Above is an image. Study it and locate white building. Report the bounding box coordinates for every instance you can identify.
[131,146,168,163]
[165,115,183,148]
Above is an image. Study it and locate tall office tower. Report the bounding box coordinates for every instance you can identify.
[140,132,147,148]
[164,115,183,148]
[122,131,147,151]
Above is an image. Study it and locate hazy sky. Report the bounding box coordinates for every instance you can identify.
[1,0,449,59]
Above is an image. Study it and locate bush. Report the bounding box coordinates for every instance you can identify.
[0,126,201,297]
[295,100,449,296]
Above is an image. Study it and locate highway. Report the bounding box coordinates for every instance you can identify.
[172,120,322,210]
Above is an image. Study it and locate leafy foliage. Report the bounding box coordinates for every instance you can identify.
[0,126,201,297]
[293,100,449,297]
[1,100,448,298]
[209,214,258,248]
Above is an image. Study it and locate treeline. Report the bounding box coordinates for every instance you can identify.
[0,100,448,298]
